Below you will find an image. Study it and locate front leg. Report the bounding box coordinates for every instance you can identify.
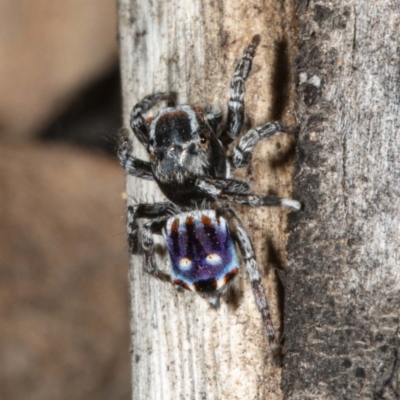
[118,128,154,180]
[204,105,222,134]
[223,35,261,143]
[130,92,176,149]
[230,122,297,170]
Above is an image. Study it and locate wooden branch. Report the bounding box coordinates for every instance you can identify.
[117,1,297,398]
[283,1,400,399]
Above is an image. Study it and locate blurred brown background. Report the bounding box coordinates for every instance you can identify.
[0,1,131,399]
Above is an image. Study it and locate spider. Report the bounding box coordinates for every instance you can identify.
[118,35,300,351]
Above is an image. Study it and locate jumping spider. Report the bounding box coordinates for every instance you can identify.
[118,35,300,351]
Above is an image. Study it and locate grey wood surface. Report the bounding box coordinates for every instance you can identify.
[117,0,297,398]
[283,1,400,399]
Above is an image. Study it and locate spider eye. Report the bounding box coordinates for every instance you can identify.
[149,138,154,146]
[199,134,207,144]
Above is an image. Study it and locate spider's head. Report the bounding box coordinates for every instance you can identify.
[148,105,225,183]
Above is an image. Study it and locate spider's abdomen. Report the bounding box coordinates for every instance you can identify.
[163,210,239,293]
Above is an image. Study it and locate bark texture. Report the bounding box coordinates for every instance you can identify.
[283,1,400,399]
[117,0,296,398]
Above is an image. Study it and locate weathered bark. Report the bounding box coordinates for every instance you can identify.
[117,0,296,398]
[283,1,400,399]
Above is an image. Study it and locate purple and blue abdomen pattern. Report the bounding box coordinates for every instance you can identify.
[163,210,239,293]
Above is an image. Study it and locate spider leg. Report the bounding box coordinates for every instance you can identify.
[218,207,278,353]
[200,177,251,194]
[195,178,301,211]
[223,35,261,144]
[230,122,297,170]
[118,128,154,180]
[130,92,176,149]
[126,202,178,254]
[141,217,171,282]
[204,105,222,134]
[220,194,302,211]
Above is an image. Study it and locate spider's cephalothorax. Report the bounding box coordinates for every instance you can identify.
[148,105,227,206]
[118,35,301,352]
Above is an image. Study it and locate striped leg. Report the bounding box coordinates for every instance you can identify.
[219,208,278,353]
[126,202,178,254]
[195,178,302,211]
[130,92,176,148]
[141,218,171,282]
[220,194,302,211]
[230,122,296,170]
[204,105,222,134]
[224,35,261,142]
[118,128,154,180]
